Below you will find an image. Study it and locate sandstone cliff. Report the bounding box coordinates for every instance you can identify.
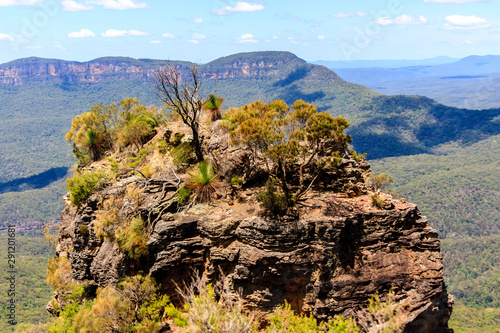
[49,121,453,332]
[0,52,344,85]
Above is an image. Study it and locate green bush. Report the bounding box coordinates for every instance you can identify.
[66,169,110,206]
[118,120,156,150]
[266,301,360,333]
[156,138,169,154]
[368,172,394,191]
[170,142,196,170]
[115,217,149,259]
[72,143,90,166]
[127,146,152,169]
[266,301,318,332]
[175,186,192,206]
[256,179,289,216]
[47,274,170,333]
[78,225,89,237]
[231,176,243,186]
[371,193,385,209]
[350,150,367,162]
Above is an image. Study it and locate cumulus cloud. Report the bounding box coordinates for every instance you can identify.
[68,29,95,38]
[61,0,93,11]
[235,33,257,43]
[376,15,428,25]
[330,12,366,18]
[128,30,148,36]
[89,0,148,10]
[162,33,175,38]
[150,40,161,44]
[317,35,325,40]
[444,15,490,29]
[193,18,203,24]
[0,33,14,41]
[188,39,199,44]
[0,0,42,6]
[423,0,485,3]
[212,2,263,15]
[101,29,148,37]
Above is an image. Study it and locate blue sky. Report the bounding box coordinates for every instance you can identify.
[0,0,499,63]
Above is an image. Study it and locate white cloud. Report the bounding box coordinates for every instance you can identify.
[188,39,199,44]
[376,15,428,25]
[0,33,14,41]
[272,36,279,39]
[331,12,367,18]
[89,0,148,10]
[162,33,175,38]
[192,33,207,40]
[150,40,161,44]
[102,29,128,37]
[235,33,257,43]
[423,0,485,3]
[0,0,42,6]
[128,29,148,36]
[68,29,95,38]
[101,29,148,37]
[53,43,66,50]
[444,15,490,29]
[317,35,325,40]
[193,18,203,24]
[462,40,474,44]
[61,0,93,11]
[212,1,263,15]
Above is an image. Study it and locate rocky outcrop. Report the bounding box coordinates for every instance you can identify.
[51,123,453,332]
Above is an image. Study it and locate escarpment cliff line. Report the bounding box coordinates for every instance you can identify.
[0,52,345,84]
[49,120,453,333]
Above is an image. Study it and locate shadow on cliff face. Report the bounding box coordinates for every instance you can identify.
[0,166,70,194]
[338,217,364,270]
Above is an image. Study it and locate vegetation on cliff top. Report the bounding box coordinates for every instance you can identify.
[225,99,352,207]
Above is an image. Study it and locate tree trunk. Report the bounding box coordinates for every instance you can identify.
[191,129,204,162]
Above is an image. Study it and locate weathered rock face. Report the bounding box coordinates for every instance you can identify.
[0,57,158,84]
[51,123,452,332]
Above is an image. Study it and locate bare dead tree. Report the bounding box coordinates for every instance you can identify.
[154,63,204,162]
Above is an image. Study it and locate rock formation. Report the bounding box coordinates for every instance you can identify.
[49,122,453,332]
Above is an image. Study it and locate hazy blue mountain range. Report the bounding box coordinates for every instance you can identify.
[322,55,500,109]
[312,56,457,69]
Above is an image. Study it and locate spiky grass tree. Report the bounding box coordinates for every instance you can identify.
[77,128,104,162]
[186,162,219,203]
[202,94,224,122]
